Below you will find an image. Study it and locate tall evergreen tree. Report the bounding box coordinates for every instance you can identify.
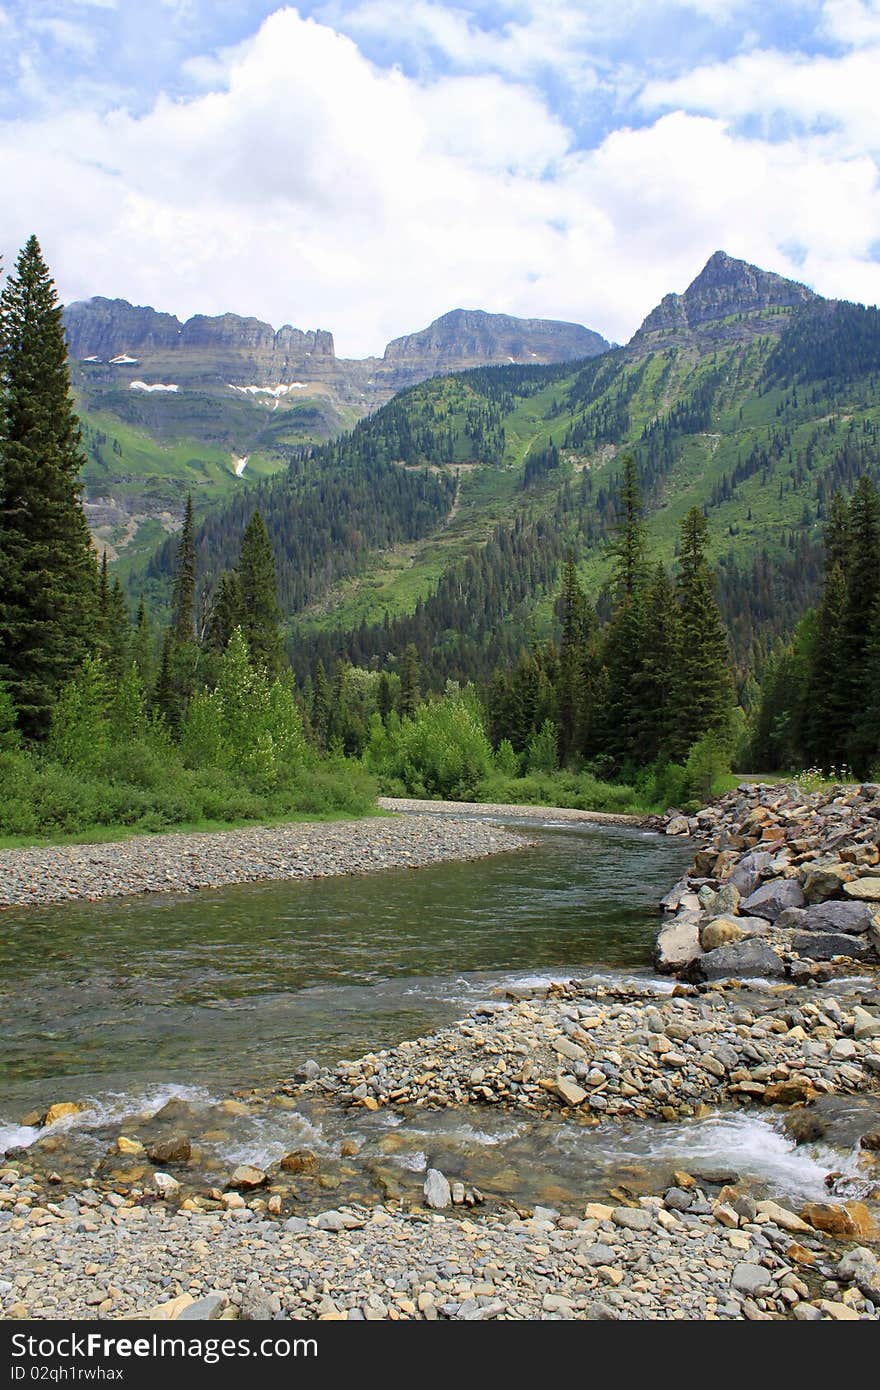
[237,511,284,678]
[0,235,97,736]
[602,455,649,763]
[556,552,590,763]
[132,596,156,691]
[206,570,242,655]
[171,494,197,642]
[669,507,733,759]
[399,644,421,719]
[638,562,681,764]
[311,660,331,747]
[841,475,880,771]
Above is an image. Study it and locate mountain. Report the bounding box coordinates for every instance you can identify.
[139,249,880,690]
[380,308,608,385]
[628,250,815,355]
[64,299,608,571]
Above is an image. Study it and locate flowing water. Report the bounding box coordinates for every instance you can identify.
[1,820,874,1208]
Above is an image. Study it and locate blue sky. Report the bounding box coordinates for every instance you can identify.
[1,1,879,353]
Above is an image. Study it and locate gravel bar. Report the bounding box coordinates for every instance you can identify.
[0,815,530,909]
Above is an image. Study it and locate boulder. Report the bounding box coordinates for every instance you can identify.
[801,1202,876,1239]
[44,1102,82,1126]
[177,1295,227,1321]
[554,1077,588,1107]
[226,1164,267,1191]
[800,860,856,903]
[796,901,879,935]
[692,939,786,981]
[699,916,746,951]
[147,1135,191,1166]
[791,931,872,961]
[153,1172,181,1199]
[852,1007,880,1041]
[729,851,774,897]
[844,877,880,902]
[741,878,805,921]
[424,1169,451,1210]
[665,816,690,836]
[280,1150,318,1174]
[654,912,702,973]
[116,1136,145,1156]
[762,1077,816,1106]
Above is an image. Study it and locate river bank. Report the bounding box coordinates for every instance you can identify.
[0,814,529,909]
[2,797,879,1321]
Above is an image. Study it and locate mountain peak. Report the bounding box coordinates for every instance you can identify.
[629,250,817,353]
[382,307,609,376]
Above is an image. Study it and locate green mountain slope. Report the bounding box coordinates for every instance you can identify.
[138,252,880,683]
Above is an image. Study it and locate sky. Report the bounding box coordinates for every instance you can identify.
[1,0,879,356]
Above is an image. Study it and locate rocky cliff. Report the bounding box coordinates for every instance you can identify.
[628,250,816,355]
[63,298,607,407]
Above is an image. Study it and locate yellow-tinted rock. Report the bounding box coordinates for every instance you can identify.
[45,1102,82,1125]
[801,1201,877,1239]
[116,1136,145,1156]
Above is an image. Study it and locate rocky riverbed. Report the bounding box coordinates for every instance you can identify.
[2,791,879,1321]
[0,814,529,908]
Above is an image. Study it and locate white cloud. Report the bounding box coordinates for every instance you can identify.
[1,4,879,358]
[821,0,880,44]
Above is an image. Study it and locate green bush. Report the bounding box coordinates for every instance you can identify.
[684,730,732,805]
[383,692,494,799]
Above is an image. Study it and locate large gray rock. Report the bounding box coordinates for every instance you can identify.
[654,912,701,973]
[796,901,879,935]
[424,1169,452,1210]
[731,1263,773,1296]
[693,939,786,981]
[177,1295,227,1320]
[729,851,773,897]
[791,931,873,961]
[741,878,805,921]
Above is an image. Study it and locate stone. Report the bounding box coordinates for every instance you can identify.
[853,1007,880,1041]
[783,1109,826,1145]
[44,1102,82,1126]
[837,1247,880,1297]
[801,1202,877,1239]
[226,1165,267,1191]
[844,877,880,902]
[741,878,805,921]
[280,1150,318,1174]
[729,851,774,897]
[282,1217,309,1234]
[762,1078,816,1106]
[116,1136,145,1156]
[654,913,702,973]
[147,1135,191,1165]
[423,1169,451,1210]
[700,916,745,951]
[801,861,856,903]
[817,1299,860,1321]
[731,1263,772,1296]
[754,1200,812,1234]
[177,1295,227,1321]
[612,1206,653,1231]
[798,901,879,935]
[147,1294,195,1321]
[694,939,786,981]
[240,1287,276,1321]
[554,1077,588,1107]
[791,931,872,961]
[663,1187,693,1212]
[153,1172,180,1198]
[666,816,690,836]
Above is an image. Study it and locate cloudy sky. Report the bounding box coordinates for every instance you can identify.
[1,0,879,356]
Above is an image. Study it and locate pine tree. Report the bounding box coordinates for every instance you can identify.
[805,560,848,768]
[399,644,421,719]
[311,660,331,747]
[171,494,197,642]
[556,552,590,763]
[206,571,242,655]
[669,507,733,759]
[639,562,681,763]
[842,475,880,771]
[132,597,156,691]
[602,456,649,764]
[237,511,284,677]
[0,235,98,737]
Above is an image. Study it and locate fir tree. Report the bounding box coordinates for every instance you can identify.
[237,511,284,678]
[638,563,681,763]
[132,597,156,691]
[171,494,197,642]
[0,235,98,737]
[842,475,880,771]
[556,552,590,763]
[206,571,242,655]
[399,644,421,719]
[311,660,330,747]
[602,455,649,764]
[669,507,733,759]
